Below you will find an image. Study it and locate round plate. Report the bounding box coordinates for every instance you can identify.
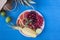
[16,10,45,37]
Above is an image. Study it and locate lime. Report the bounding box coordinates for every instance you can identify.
[36,28,42,34]
[6,17,11,23]
[1,11,6,17]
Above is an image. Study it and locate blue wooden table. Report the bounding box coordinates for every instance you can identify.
[0,0,60,40]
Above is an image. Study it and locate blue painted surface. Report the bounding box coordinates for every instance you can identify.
[0,0,60,40]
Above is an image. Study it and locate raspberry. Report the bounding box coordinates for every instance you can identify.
[36,14,43,26]
[17,10,44,31]
[27,11,37,24]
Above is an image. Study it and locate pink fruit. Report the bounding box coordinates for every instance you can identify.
[17,10,44,30]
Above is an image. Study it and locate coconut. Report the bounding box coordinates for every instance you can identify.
[0,0,7,11]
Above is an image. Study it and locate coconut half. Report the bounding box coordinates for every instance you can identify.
[0,0,7,11]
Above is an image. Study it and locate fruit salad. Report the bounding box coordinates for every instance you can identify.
[16,10,45,38]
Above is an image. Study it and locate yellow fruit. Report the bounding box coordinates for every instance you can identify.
[22,27,37,38]
[13,26,37,38]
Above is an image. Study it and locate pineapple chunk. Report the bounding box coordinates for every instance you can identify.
[22,27,37,38]
[13,26,37,38]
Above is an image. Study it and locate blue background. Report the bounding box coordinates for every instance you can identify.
[0,0,60,40]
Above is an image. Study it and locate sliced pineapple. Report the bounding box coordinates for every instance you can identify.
[22,27,37,38]
[13,26,37,38]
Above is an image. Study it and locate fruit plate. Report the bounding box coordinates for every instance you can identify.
[16,10,45,38]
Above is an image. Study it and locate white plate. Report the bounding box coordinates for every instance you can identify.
[16,10,45,37]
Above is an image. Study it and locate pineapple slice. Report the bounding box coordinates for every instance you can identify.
[22,27,37,38]
[13,26,37,38]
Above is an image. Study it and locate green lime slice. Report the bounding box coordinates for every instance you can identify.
[1,11,6,17]
[36,28,42,34]
[6,17,11,23]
